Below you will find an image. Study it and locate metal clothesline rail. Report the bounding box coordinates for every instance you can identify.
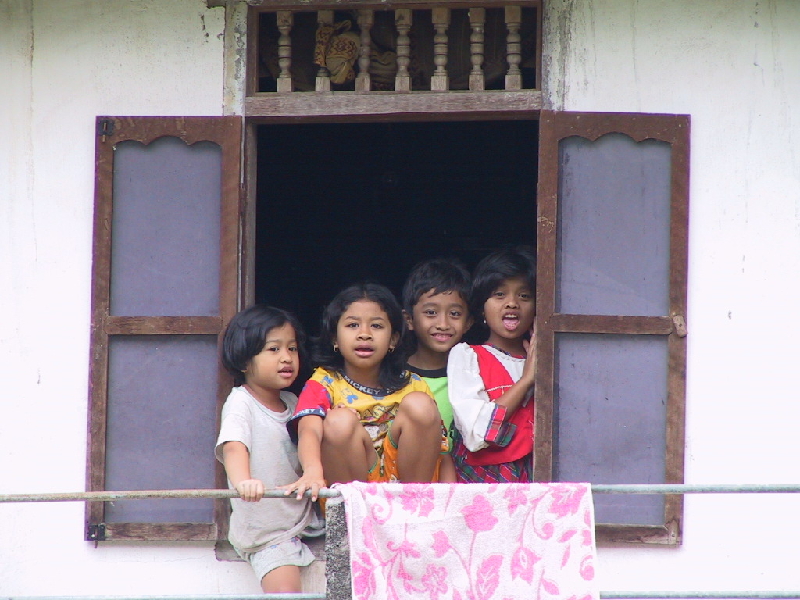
[3,483,800,503]
[3,484,799,600]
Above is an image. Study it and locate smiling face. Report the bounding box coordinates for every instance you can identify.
[406,289,472,369]
[483,276,535,354]
[334,299,399,385]
[243,323,299,403]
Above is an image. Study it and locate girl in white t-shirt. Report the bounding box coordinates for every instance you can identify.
[216,305,321,594]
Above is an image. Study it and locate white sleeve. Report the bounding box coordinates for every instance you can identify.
[447,343,499,452]
[214,391,252,463]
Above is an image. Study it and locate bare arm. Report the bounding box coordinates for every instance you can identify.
[281,415,326,501]
[492,334,536,415]
[221,441,264,502]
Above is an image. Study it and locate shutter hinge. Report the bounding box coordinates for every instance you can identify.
[86,522,106,542]
[671,315,688,337]
[97,118,115,141]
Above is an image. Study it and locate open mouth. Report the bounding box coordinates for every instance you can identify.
[354,346,374,358]
[432,333,453,342]
[502,314,520,331]
[278,367,295,377]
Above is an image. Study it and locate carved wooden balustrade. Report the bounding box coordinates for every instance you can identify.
[252,4,540,95]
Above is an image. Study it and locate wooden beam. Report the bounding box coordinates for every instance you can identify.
[245,90,542,121]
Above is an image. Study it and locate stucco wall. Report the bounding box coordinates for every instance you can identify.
[0,0,264,595]
[544,0,800,593]
[2,0,800,595]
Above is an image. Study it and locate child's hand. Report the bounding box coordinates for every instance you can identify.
[281,472,326,502]
[521,320,537,388]
[235,478,265,502]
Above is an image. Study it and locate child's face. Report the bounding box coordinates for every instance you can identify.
[405,290,471,355]
[243,323,299,392]
[483,276,535,345]
[334,299,399,374]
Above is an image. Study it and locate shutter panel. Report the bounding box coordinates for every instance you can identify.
[87,117,242,541]
[535,111,689,545]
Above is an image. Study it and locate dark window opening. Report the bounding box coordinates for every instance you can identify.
[254,120,539,343]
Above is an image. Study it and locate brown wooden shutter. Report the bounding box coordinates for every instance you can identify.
[86,117,242,541]
[535,111,689,545]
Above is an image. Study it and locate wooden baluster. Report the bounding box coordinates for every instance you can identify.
[395,9,412,92]
[356,10,374,92]
[276,11,294,93]
[430,8,450,91]
[505,5,522,90]
[469,8,486,91]
[316,10,333,92]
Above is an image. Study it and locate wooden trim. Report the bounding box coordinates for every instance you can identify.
[547,314,674,335]
[86,116,243,542]
[247,5,261,98]
[103,522,217,542]
[216,116,244,542]
[93,117,242,147]
[242,122,258,306]
[245,91,543,121]
[104,317,223,335]
[534,110,690,545]
[664,114,690,546]
[533,110,558,483]
[86,117,115,530]
[596,522,679,546]
[539,111,689,145]
[533,2,542,91]
[249,0,540,11]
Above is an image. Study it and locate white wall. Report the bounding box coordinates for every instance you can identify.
[544,0,800,593]
[0,0,264,595]
[3,0,800,595]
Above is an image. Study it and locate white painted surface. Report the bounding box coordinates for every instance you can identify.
[0,0,265,595]
[544,0,800,594]
[2,0,799,595]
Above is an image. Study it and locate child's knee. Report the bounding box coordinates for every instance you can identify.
[399,392,440,425]
[322,407,362,444]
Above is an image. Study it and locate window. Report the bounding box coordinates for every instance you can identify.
[87,111,688,545]
[86,116,242,541]
[87,11,687,546]
[535,111,690,545]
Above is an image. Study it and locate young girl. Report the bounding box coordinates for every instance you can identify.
[447,246,537,483]
[285,282,447,499]
[215,305,322,594]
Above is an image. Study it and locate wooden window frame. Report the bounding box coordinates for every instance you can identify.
[534,110,690,545]
[86,116,243,542]
[241,108,689,545]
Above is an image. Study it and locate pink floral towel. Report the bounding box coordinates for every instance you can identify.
[337,482,598,600]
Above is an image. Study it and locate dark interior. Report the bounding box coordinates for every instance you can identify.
[255,119,539,339]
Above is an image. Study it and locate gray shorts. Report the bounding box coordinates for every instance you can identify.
[237,537,315,582]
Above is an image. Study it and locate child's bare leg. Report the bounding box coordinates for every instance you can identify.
[438,453,457,483]
[260,565,301,593]
[392,392,442,482]
[321,407,377,483]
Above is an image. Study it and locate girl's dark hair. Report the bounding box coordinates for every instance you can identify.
[470,245,537,340]
[314,282,409,391]
[221,305,306,387]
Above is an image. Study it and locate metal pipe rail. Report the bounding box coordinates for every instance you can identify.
[3,484,799,600]
[3,483,800,503]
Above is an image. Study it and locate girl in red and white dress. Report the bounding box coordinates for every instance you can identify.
[447,246,537,483]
